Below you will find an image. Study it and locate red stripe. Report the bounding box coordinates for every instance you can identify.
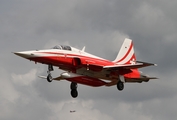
[117,41,133,62]
[125,53,136,64]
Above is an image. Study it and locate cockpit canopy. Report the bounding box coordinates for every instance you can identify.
[53,45,72,51]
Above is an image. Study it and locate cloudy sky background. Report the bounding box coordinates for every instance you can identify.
[1,0,177,120]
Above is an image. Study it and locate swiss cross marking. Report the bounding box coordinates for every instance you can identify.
[130,58,135,65]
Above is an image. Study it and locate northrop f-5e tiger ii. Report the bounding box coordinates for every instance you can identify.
[14,38,157,98]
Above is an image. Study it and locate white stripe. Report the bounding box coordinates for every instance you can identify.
[117,47,134,64]
[30,49,107,61]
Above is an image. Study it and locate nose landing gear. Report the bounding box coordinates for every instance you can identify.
[47,65,54,82]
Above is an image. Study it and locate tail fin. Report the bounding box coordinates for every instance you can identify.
[113,38,136,65]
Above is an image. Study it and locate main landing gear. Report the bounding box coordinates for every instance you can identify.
[45,65,78,98]
[47,64,54,82]
[70,82,78,98]
[117,81,124,91]
[117,75,125,91]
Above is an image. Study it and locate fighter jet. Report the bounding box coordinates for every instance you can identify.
[14,38,157,98]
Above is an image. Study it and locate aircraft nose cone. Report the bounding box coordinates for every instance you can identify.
[13,51,34,59]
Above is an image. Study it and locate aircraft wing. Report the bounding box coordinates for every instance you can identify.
[103,61,157,70]
[38,75,63,81]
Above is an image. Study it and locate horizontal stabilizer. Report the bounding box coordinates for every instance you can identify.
[125,76,158,83]
[146,77,158,79]
[136,61,157,66]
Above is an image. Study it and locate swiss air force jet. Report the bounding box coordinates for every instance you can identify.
[14,38,157,98]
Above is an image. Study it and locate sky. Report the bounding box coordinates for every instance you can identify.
[0,0,177,120]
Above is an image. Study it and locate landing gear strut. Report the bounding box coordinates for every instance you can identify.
[47,64,54,82]
[70,82,78,98]
[117,81,124,91]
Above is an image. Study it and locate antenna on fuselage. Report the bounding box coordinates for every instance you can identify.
[81,46,85,52]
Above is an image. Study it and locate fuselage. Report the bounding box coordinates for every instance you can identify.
[14,45,140,83]
[16,46,113,69]
[14,38,157,98]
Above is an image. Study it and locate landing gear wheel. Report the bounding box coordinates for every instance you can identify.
[47,64,54,83]
[71,89,78,98]
[117,81,124,91]
[70,82,77,89]
[70,82,78,98]
[47,74,53,82]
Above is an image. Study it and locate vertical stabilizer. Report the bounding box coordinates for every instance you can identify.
[113,38,136,65]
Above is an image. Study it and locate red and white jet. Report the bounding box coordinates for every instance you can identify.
[14,38,157,98]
